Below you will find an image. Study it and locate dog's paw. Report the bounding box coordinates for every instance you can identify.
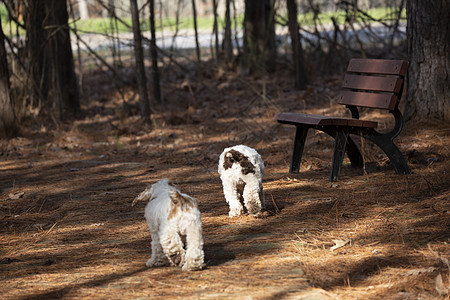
[146,257,169,267]
[182,261,203,271]
[252,210,269,218]
[146,258,157,267]
[228,209,243,217]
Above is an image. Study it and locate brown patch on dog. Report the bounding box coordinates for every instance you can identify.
[223,149,255,175]
[169,253,182,266]
[236,179,246,197]
[236,179,246,212]
[168,190,195,220]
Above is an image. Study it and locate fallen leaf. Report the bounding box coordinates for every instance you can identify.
[435,273,449,296]
[330,239,350,251]
[8,192,24,200]
[286,177,299,182]
[405,267,436,276]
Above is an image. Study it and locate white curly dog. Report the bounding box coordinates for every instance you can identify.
[218,145,265,217]
[132,179,204,271]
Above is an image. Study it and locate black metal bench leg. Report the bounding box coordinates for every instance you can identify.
[346,137,363,168]
[323,130,363,168]
[366,136,411,175]
[290,126,308,173]
[330,131,348,181]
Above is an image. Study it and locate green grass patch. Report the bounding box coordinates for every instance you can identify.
[69,6,405,35]
[70,14,242,34]
[70,17,132,34]
[1,3,24,36]
[0,4,7,20]
[1,4,404,37]
[297,6,406,27]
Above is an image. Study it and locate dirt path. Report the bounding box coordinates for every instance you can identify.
[1,67,449,299]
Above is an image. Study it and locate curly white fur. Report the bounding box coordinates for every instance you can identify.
[218,145,265,217]
[133,179,204,271]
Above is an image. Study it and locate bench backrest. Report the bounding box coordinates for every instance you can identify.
[338,59,408,111]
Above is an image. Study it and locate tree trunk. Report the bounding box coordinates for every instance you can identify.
[191,0,201,61]
[25,0,48,109]
[287,0,308,90]
[405,0,449,121]
[44,0,80,120]
[0,17,19,139]
[212,0,219,60]
[243,0,276,73]
[170,0,182,57]
[149,0,161,104]
[223,0,233,63]
[130,0,151,121]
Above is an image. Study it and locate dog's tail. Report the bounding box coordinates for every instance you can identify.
[132,187,153,206]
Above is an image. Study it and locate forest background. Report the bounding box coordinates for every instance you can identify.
[0,0,448,299]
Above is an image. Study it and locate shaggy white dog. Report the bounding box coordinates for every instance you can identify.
[218,145,265,217]
[132,179,204,271]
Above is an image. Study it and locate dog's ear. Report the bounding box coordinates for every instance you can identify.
[169,191,182,206]
[223,151,236,169]
[224,150,255,175]
[169,191,195,209]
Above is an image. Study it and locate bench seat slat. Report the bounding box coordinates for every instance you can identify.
[338,90,398,110]
[347,58,408,76]
[342,74,403,93]
[275,112,332,126]
[275,112,378,128]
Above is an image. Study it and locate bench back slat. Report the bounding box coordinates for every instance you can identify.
[342,74,403,93]
[347,58,408,76]
[338,90,398,110]
[338,59,408,110]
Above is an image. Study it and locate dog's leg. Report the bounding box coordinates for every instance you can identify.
[159,227,186,267]
[259,183,266,210]
[146,232,170,267]
[182,219,204,271]
[222,179,244,217]
[242,177,265,216]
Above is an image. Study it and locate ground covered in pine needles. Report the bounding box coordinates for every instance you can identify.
[1,60,449,299]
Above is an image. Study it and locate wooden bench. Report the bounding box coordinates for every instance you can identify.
[276,58,411,181]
